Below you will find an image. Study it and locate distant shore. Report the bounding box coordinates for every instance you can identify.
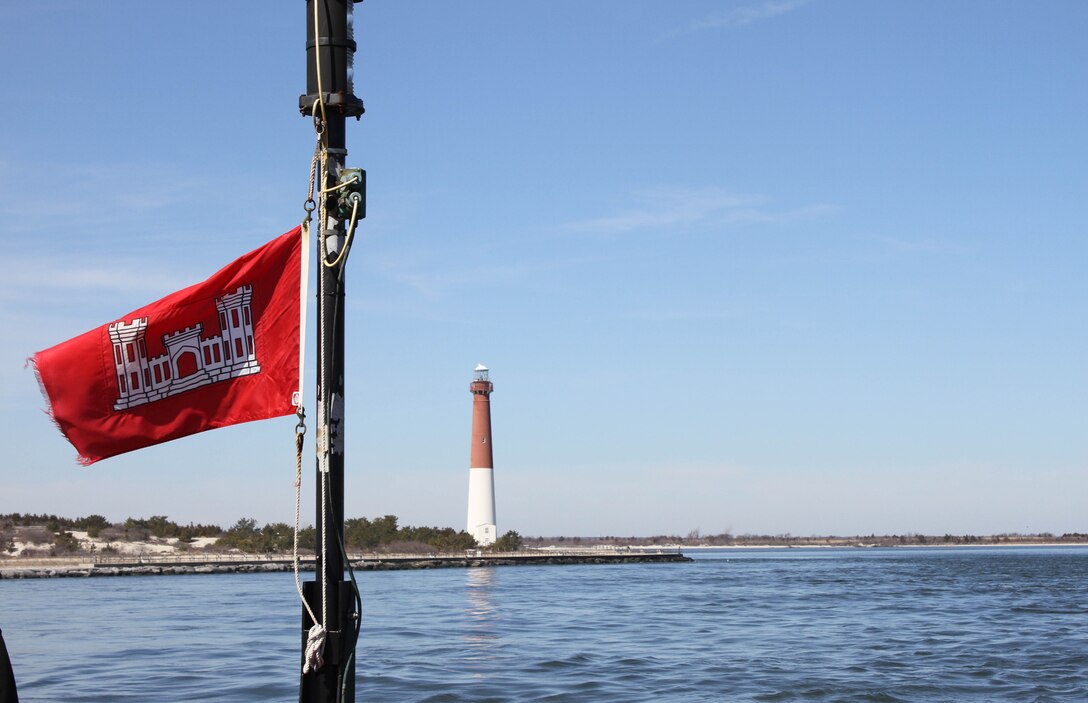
[4,541,1086,580]
[7,514,1084,565]
[598,536,1088,551]
[669,541,1088,550]
[5,516,1085,581]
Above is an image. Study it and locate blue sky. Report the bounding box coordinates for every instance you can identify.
[1,1,1085,537]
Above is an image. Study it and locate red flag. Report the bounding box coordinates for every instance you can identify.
[32,227,302,465]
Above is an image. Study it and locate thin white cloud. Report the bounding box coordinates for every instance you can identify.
[1,163,188,217]
[562,186,835,235]
[661,0,813,41]
[379,253,602,303]
[0,256,189,303]
[570,188,757,233]
[0,160,239,249]
[393,266,496,302]
[866,233,972,255]
[621,307,749,323]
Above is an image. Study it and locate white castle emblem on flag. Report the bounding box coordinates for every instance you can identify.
[109,285,261,410]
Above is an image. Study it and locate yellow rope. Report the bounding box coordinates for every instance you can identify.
[322,197,359,269]
[293,429,319,631]
[318,173,361,195]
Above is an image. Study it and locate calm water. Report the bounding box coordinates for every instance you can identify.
[2,547,1086,702]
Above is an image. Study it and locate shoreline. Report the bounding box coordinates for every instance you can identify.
[0,550,691,579]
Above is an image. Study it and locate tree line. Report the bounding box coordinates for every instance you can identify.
[1,513,523,556]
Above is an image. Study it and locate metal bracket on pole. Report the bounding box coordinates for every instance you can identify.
[334,169,366,220]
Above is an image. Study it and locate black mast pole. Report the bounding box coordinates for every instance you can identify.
[299,1,364,701]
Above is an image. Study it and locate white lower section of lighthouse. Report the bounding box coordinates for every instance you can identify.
[466,467,497,546]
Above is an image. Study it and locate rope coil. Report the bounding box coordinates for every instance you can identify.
[303,624,327,675]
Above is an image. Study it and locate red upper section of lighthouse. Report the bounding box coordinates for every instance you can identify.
[469,366,493,469]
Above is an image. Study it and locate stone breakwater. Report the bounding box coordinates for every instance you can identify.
[357,553,692,570]
[0,552,690,579]
[1,563,296,579]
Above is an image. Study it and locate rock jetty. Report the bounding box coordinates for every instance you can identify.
[1,551,690,579]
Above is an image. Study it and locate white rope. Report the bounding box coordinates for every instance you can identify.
[303,624,327,674]
[291,224,320,669]
[293,431,323,676]
[292,2,331,666]
[313,128,331,675]
[318,144,330,643]
[292,132,320,637]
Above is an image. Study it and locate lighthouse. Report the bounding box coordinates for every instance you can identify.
[466,364,497,546]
